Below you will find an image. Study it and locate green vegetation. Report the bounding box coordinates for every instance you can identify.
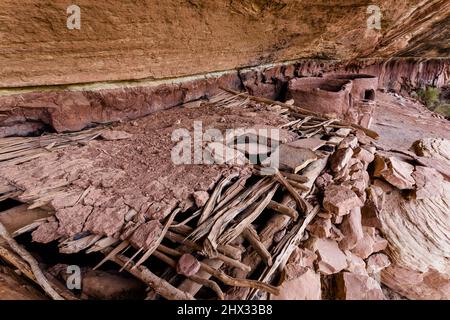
[434,104,450,118]
[416,86,440,109]
[413,86,449,118]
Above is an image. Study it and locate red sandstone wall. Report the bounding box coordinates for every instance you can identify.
[0,0,448,88]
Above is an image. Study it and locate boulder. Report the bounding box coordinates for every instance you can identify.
[307,238,348,275]
[373,155,415,189]
[323,185,363,216]
[336,272,385,300]
[270,266,321,300]
[339,207,364,250]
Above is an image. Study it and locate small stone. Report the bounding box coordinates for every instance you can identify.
[330,147,353,172]
[287,138,326,151]
[351,227,388,259]
[307,218,333,238]
[100,130,133,141]
[288,247,317,269]
[361,186,384,228]
[339,207,364,251]
[307,238,348,275]
[366,253,391,275]
[338,136,358,149]
[373,155,415,189]
[315,173,333,190]
[336,272,385,300]
[323,185,363,216]
[277,145,318,173]
[31,221,60,244]
[176,254,201,277]
[270,266,321,300]
[129,220,163,250]
[353,147,375,166]
[344,250,367,275]
[193,191,209,208]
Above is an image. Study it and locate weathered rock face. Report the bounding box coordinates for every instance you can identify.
[0,0,449,88]
[0,57,448,134]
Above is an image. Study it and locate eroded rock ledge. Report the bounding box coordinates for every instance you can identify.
[0,58,448,134]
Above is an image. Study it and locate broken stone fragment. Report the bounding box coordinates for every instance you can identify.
[307,238,348,275]
[288,247,317,269]
[366,253,391,275]
[193,190,209,208]
[31,220,60,244]
[287,138,326,151]
[361,186,384,228]
[83,205,129,237]
[205,142,248,165]
[315,172,333,190]
[412,166,445,200]
[56,204,93,237]
[128,220,163,250]
[307,217,333,238]
[353,146,375,166]
[335,272,385,300]
[337,136,358,149]
[277,144,318,173]
[176,254,201,277]
[100,130,133,141]
[351,227,388,259]
[373,155,415,189]
[270,265,321,300]
[339,207,364,251]
[330,147,353,172]
[344,250,367,275]
[323,185,363,216]
[334,128,352,137]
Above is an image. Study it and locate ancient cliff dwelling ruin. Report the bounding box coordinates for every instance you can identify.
[0,1,449,302]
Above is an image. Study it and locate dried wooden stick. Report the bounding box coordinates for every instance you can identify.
[248,205,319,299]
[107,250,195,300]
[178,258,224,297]
[285,179,310,191]
[242,226,273,266]
[267,200,298,220]
[198,173,239,226]
[94,240,129,270]
[189,177,270,242]
[133,208,180,268]
[279,171,309,183]
[0,221,63,300]
[199,261,280,296]
[202,179,275,257]
[274,170,310,214]
[214,175,249,211]
[218,185,278,245]
[164,231,249,271]
[152,250,224,300]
